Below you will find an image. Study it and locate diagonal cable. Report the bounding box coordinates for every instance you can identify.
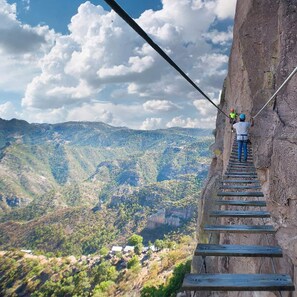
[253,66,297,119]
[104,0,229,118]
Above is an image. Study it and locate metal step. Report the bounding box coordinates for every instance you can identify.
[227,166,256,169]
[231,155,253,159]
[228,162,254,165]
[228,169,256,171]
[229,160,254,163]
[204,225,275,233]
[228,165,255,168]
[231,151,253,155]
[227,170,256,173]
[209,210,270,218]
[232,151,253,154]
[228,162,254,166]
[230,158,253,162]
[221,180,260,183]
[220,185,261,189]
[228,163,255,166]
[195,244,283,257]
[182,274,295,291]
[227,165,256,168]
[217,191,264,197]
[232,150,252,152]
[231,156,253,160]
[229,160,254,164]
[224,174,258,178]
[216,200,266,207]
[225,175,258,178]
[225,172,257,175]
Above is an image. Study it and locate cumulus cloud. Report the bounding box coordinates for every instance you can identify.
[193,98,220,116]
[143,100,180,112]
[0,26,45,54]
[213,0,237,20]
[22,107,67,124]
[166,115,216,129]
[140,117,163,130]
[0,0,56,93]
[22,0,233,111]
[0,0,235,129]
[203,26,233,46]
[0,0,50,54]
[0,101,18,119]
[67,104,113,123]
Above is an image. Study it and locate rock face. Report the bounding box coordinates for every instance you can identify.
[196,1,297,296]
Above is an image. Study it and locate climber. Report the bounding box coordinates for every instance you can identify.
[233,114,254,162]
[229,108,237,132]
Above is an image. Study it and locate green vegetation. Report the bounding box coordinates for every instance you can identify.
[128,234,143,246]
[0,234,195,297]
[127,255,141,269]
[49,144,69,185]
[0,120,212,214]
[0,119,213,296]
[141,260,191,297]
[0,175,202,255]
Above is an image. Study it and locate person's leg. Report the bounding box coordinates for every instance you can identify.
[231,120,235,132]
[238,140,243,161]
[243,140,248,161]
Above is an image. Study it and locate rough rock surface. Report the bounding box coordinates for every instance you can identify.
[195,1,297,296]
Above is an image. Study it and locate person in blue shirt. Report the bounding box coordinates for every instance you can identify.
[233,114,254,162]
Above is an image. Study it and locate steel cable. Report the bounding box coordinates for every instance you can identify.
[253,66,297,119]
[104,0,229,119]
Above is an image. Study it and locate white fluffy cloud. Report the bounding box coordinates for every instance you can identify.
[0,0,56,92]
[140,117,163,130]
[22,1,233,109]
[193,98,220,116]
[166,115,216,129]
[0,0,236,129]
[0,0,54,54]
[143,100,179,112]
[0,101,18,119]
[213,0,237,19]
[203,26,233,46]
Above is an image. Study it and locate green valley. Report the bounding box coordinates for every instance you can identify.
[0,118,213,296]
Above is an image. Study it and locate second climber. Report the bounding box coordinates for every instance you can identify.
[229,108,238,132]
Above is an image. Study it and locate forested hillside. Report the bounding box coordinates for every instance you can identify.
[0,118,213,296]
[0,118,212,252]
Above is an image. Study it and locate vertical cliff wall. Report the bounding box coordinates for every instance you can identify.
[196,1,297,296]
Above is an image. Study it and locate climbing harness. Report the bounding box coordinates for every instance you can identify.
[237,134,248,141]
[104,0,229,119]
[253,66,297,119]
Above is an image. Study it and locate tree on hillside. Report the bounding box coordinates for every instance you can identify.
[127,255,140,269]
[134,243,143,255]
[141,260,191,297]
[99,247,109,257]
[128,234,143,246]
[154,239,165,251]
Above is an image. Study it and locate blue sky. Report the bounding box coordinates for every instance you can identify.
[7,0,163,33]
[0,0,236,129]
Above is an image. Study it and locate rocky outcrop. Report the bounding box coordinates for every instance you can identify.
[197,0,297,296]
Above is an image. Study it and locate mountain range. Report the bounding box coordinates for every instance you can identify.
[0,118,213,255]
